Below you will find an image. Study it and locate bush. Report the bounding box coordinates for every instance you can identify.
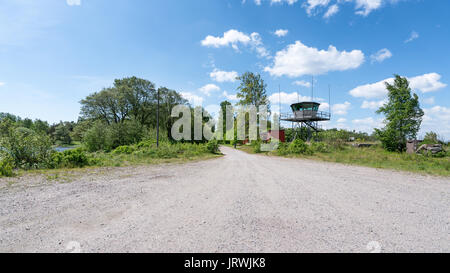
[112,145,136,155]
[51,148,90,168]
[0,127,53,169]
[251,140,262,153]
[276,142,289,156]
[289,139,313,155]
[311,141,331,153]
[109,120,145,148]
[206,140,220,154]
[0,154,14,177]
[83,122,114,152]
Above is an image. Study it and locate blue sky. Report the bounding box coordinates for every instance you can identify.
[0,0,449,139]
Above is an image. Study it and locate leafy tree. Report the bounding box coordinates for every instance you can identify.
[218,101,232,141]
[235,72,270,141]
[375,75,424,152]
[423,131,439,144]
[52,122,73,145]
[236,72,269,108]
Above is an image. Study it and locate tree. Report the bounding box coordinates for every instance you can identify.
[52,122,73,145]
[375,75,424,152]
[235,72,270,141]
[236,72,269,108]
[423,131,439,144]
[218,101,232,141]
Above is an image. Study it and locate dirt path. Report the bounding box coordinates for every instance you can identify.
[0,146,449,253]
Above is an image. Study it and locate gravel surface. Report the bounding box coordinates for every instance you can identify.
[0,146,449,253]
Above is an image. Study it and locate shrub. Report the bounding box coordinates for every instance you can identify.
[206,139,220,154]
[0,127,53,169]
[113,145,136,155]
[109,120,145,148]
[83,122,114,152]
[251,140,262,153]
[311,141,331,153]
[0,154,14,177]
[289,139,313,155]
[276,142,289,156]
[51,148,90,168]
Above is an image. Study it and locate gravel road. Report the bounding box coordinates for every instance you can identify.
[0,146,449,253]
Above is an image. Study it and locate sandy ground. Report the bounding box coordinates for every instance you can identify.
[0,146,449,253]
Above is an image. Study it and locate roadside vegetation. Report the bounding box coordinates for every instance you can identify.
[230,74,449,176]
[0,77,220,178]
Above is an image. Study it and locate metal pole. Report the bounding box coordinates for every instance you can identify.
[157,88,160,148]
[328,85,331,117]
[278,85,281,125]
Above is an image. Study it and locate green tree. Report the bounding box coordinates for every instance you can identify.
[423,131,439,144]
[53,122,73,145]
[375,75,424,152]
[236,72,269,108]
[235,72,270,141]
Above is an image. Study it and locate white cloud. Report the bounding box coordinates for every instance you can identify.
[324,4,339,18]
[264,41,364,77]
[292,80,311,88]
[405,31,419,43]
[199,84,220,96]
[370,48,392,63]
[66,0,81,6]
[201,29,269,58]
[353,0,382,16]
[181,92,204,106]
[421,106,450,140]
[303,0,396,18]
[349,73,447,99]
[270,0,299,5]
[269,92,318,105]
[274,29,289,37]
[337,118,347,123]
[210,69,238,83]
[409,73,446,93]
[352,117,383,133]
[222,91,238,101]
[201,29,251,50]
[361,99,386,110]
[332,101,351,115]
[0,82,5,87]
[303,0,330,16]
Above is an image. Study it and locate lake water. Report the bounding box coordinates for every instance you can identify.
[54,147,76,152]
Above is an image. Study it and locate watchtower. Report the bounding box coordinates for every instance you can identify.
[280,101,331,141]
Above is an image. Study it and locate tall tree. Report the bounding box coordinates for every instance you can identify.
[236,72,269,109]
[375,75,424,152]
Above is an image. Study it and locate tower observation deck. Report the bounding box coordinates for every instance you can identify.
[280,102,331,141]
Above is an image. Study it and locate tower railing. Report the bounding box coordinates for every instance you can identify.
[280,111,331,121]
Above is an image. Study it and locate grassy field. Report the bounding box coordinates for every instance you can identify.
[234,143,450,176]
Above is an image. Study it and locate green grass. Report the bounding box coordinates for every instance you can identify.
[307,146,450,176]
[239,142,450,176]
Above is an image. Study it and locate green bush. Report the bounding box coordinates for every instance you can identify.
[289,139,313,155]
[51,148,91,168]
[251,140,262,153]
[0,127,53,169]
[206,139,220,154]
[83,122,114,152]
[112,145,136,155]
[276,142,289,156]
[0,154,14,177]
[311,141,331,153]
[110,120,145,148]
